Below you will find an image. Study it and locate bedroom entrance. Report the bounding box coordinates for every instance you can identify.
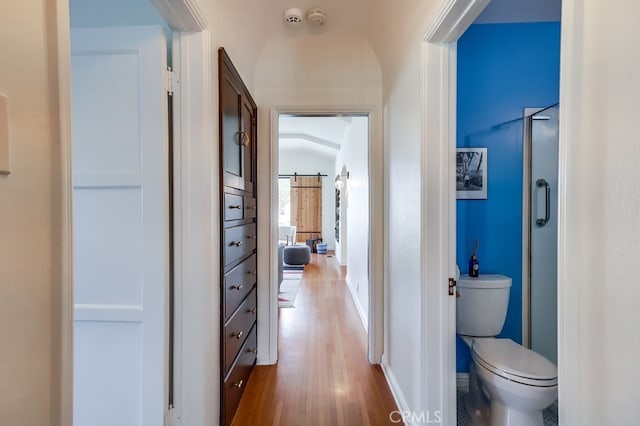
[261,105,383,371]
[275,114,370,327]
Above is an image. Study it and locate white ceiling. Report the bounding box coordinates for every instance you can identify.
[279,115,353,158]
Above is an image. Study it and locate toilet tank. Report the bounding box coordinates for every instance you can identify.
[456,274,512,337]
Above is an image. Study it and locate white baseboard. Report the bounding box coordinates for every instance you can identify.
[345,276,368,330]
[381,356,410,423]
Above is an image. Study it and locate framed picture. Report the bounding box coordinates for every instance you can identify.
[456,147,487,199]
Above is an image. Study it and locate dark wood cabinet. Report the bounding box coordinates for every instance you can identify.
[218,48,258,426]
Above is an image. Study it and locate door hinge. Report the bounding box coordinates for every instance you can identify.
[165,405,180,426]
[165,67,178,96]
[448,278,456,296]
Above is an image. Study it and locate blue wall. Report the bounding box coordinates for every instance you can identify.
[456,23,560,372]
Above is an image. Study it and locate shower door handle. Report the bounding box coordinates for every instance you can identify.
[536,179,550,227]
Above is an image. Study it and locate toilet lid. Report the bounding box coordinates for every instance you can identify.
[472,338,558,387]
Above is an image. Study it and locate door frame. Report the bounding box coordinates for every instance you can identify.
[420,0,490,422]
[267,106,384,365]
[54,0,211,424]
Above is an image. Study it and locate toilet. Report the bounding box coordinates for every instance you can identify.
[457,274,557,426]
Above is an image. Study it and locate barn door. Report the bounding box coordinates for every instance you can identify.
[290,176,322,243]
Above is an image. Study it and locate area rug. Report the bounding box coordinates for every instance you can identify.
[278,271,303,308]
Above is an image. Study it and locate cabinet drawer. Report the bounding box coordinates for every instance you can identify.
[222,325,257,426]
[224,193,244,221]
[224,254,257,319]
[243,196,256,219]
[223,288,257,375]
[224,223,256,267]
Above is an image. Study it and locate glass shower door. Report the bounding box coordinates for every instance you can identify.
[530,105,559,364]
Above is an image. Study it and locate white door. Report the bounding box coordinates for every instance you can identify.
[72,26,169,426]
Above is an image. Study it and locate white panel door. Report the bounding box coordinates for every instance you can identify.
[71,26,169,426]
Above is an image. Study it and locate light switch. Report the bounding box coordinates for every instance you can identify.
[0,94,9,175]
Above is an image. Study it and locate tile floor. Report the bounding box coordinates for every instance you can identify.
[457,386,558,426]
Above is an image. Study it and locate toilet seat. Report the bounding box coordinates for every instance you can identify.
[472,338,558,387]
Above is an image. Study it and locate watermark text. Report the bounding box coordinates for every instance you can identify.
[389,410,442,424]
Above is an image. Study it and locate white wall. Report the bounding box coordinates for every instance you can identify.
[335,117,370,326]
[366,0,440,413]
[382,50,424,410]
[558,1,640,423]
[279,147,336,250]
[0,1,57,424]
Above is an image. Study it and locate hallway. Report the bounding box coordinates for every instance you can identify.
[232,254,398,425]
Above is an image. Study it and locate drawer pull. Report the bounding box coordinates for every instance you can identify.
[231,241,243,247]
[247,270,257,275]
[231,330,244,340]
[231,284,244,291]
[248,308,257,315]
[232,379,244,388]
[228,204,242,209]
[245,206,256,210]
[247,235,257,240]
[248,347,258,354]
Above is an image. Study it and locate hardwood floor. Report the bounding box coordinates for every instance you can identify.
[232,253,398,425]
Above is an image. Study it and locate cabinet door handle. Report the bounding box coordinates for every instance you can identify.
[236,131,250,147]
[228,204,242,209]
[232,379,244,388]
[247,235,257,240]
[248,308,257,315]
[231,241,243,247]
[248,347,258,354]
[247,270,257,275]
[244,206,256,210]
[230,284,244,291]
[231,330,243,340]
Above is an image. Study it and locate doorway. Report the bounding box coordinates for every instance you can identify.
[276,115,369,324]
[268,109,383,365]
[421,1,563,423]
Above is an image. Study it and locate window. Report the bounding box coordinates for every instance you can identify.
[278,178,291,226]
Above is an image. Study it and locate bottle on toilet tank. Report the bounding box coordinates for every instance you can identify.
[469,240,480,277]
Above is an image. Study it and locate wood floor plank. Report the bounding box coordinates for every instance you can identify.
[232,253,398,425]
